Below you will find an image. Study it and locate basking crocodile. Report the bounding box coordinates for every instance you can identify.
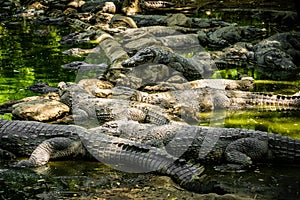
[56,80,299,124]
[95,120,300,169]
[212,32,300,80]
[0,119,222,194]
[139,77,254,92]
[123,33,299,81]
[197,25,267,49]
[74,81,300,111]
[2,118,298,172]
[122,46,215,81]
[27,82,59,94]
[133,87,300,111]
[58,82,180,126]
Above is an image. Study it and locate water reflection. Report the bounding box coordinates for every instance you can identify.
[0,160,299,199]
[0,18,78,104]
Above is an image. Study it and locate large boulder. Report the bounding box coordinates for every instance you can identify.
[12,99,70,122]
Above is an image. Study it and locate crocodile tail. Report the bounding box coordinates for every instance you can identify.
[268,134,300,164]
[246,93,300,110]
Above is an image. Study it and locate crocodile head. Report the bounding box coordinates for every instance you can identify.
[122,47,156,67]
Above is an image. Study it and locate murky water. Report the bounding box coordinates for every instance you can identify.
[0,160,299,199]
[0,13,299,200]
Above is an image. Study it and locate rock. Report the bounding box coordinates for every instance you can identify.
[122,37,161,54]
[98,38,129,69]
[12,99,69,122]
[78,78,114,96]
[166,13,192,27]
[102,2,116,14]
[68,0,85,8]
[0,93,60,115]
[118,26,202,54]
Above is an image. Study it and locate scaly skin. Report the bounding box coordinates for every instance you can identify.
[58,81,299,125]
[136,88,300,111]
[58,82,179,126]
[87,85,300,124]
[141,0,175,9]
[98,120,300,168]
[0,119,222,193]
[121,46,212,80]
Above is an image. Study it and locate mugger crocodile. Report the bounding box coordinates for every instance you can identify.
[0,119,224,194]
[133,87,300,111]
[121,46,215,81]
[95,120,300,170]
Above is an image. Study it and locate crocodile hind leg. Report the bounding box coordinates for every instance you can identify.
[13,137,85,167]
[217,138,269,171]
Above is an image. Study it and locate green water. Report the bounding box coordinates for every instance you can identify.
[0,17,78,104]
[200,110,300,139]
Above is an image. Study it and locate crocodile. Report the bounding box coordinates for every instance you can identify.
[139,77,255,92]
[140,0,176,10]
[0,119,223,194]
[94,120,300,169]
[211,32,300,79]
[121,46,215,81]
[27,82,58,94]
[73,80,299,111]
[122,41,299,81]
[56,79,299,124]
[90,77,254,96]
[58,82,181,126]
[197,25,267,49]
[133,87,300,111]
[122,0,178,15]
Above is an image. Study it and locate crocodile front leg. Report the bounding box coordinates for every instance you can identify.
[223,138,269,170]
[14,137,85,167]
